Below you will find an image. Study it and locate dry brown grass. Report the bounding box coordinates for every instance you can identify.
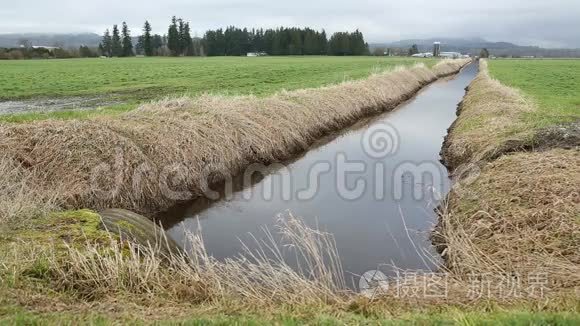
[0,59,470,218]
[0,60,478,316]
[441,60,535,170]
[3,214,350,307]
[2,210,576,316]
[439,59,580,297]
[439,149,580,290]
[0,154,58,224]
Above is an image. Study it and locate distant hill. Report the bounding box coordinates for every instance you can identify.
[0,33,101,48]
[370,37,580,58]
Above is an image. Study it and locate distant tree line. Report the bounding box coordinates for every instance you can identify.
[203,27,368,56]
[1,18,370,59]
[204,27,328,56]
[100,19,369,57]
[0,46,89,59]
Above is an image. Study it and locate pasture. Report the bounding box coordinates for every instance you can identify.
[0,56,437,122]
[487,59,580,127]
[0,56,436,100]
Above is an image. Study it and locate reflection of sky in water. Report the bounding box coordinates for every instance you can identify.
[164,64,479,286]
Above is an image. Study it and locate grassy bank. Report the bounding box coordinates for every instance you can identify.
[438,59,579,316]
[1,210,578,324]
[3,304,580,325]
[441,60,580,169]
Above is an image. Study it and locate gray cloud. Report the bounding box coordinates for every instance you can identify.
[1,0,579,47]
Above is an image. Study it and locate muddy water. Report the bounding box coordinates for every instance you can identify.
[0,96,122,115]
[160,63,478,285]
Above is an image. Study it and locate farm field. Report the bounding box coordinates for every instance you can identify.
[487,59,580,127]
[0,56,437,122]
[0,56,436,100]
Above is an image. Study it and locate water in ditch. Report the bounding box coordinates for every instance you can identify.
[159,63,478,287]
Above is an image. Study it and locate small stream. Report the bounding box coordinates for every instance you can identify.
[159,63,478,286]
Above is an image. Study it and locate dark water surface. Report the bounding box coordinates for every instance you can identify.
[160,63,478,285]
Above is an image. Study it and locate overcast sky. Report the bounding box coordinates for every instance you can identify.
[1,0,579,47]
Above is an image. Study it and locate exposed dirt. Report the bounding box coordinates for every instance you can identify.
[533,121,580,151]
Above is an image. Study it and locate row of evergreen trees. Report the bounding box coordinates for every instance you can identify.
[99,18,369,57]
[328,30,368,56]
[204,27,368,56]
[204,27,328,56]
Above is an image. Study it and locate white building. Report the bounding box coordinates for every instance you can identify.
[411,52,433,58]
[440,51,462,59]
[247,52,268,57]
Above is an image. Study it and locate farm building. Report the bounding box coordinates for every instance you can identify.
[247,52,268,57]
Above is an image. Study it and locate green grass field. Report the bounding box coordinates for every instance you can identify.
[0,56,436,123]
[488,59,580,127]
[0,56,435,100]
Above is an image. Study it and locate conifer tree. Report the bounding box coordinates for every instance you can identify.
[167,16,180,56]
[181,22,193,55]
[121,22,134,56]
[480,48,490,58]
[111,24,122,57]
[100,29,112,57]
[142,20,153,56]
[152,34,164,55]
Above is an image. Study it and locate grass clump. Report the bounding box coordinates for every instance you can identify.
[441,60,536,169]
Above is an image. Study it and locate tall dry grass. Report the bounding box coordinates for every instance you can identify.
[0,154,57,224]
[439,60,580,295]
[0,59,470,217]
[42,214,350,305]
[441,60,534,170]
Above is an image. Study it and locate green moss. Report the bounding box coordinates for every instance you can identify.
[113,219,146,238]
[1,209,112,249]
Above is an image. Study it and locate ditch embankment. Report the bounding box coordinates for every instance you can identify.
[1,58,579,323]
[0,59,469,220]
[437,60,579,297]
